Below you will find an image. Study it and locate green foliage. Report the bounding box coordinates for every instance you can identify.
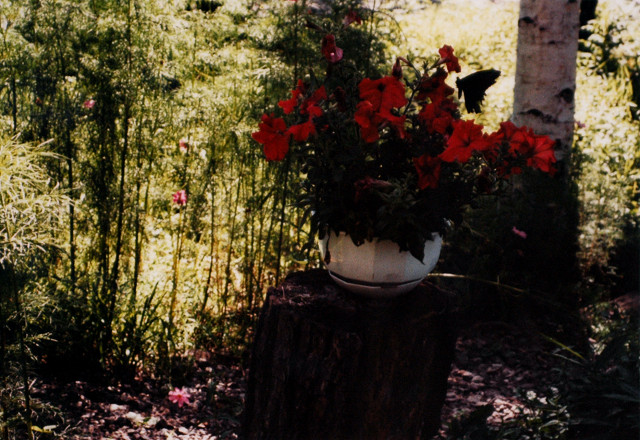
[0,0,397,382]
[442,389,571,440]
[561,306,639,440]
[574,1,640,286]
[0,137,69,439]
[0,138,68,264]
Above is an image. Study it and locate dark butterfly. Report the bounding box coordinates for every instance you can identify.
[456,69,501,113]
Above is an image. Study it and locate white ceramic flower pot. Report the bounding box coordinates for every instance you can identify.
[318,231,442,298]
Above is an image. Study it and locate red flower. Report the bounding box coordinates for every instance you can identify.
[354,76,408,142]
[252,113,291,161]
[413,154,442,189]
[321,34,343,63]
[279,80,307,114]
[418,98,457,135]
[497,120,519,140]
[172,190,188,206]
[439,119,489,163]
[358,76,407,116]
[83,99,96,109]
[416,68,454,103]
[510,127,557,174]
[179,138,189,153]
[343,10,362,27]
[288,119,316,142]
[300,86,327,118]
[354,100,381,143]
[438,45,461,73]
[483,121,519,165]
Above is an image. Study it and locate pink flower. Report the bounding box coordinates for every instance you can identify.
[83,99,96,109]
[512,226,527,239]
[168,387,191,407]
[172,190,187,206]
[179,139,189,153]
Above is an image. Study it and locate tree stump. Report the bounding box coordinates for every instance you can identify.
[244,269,458,440]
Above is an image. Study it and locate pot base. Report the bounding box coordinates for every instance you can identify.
[327,269,424,297]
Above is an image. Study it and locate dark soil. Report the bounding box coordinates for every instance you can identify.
[32,319,576,439]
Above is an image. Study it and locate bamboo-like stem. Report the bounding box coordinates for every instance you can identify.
[169,202,186,332]
[10,77,17,134]
[223,174,243,314]
[0,285,8,440]
[201,135,218,316]
[274,155,291,283]
[8,268,33,439]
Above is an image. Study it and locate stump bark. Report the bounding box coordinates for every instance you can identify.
[244,269,458,440]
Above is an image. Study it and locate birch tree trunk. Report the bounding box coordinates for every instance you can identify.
[513,0,580,177]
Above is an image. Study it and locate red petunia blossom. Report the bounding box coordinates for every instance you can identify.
[355,76,408,142]
[300,86,327,118]
[354,100,381,143]
[343,10,362,27]
[439,119,489,163]
[418,98,457,135]
[279,80,307,114]
[416,68,454,103]
[413,154,442,189]
[497,120,519,140]
[252,113,291,161]
[358,76,407,116]
[288,119,316,142]
[172,189,188,206]
[83,99,96,109]
[510,127,557,174]
[321,34,343,63]
[438,45,461,73]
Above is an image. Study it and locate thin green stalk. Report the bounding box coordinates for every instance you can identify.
[10,77,17,134]
[274,155,291,283]
[169,202,186,331]
[107,0,134,334]
[246,159,258,310]
[8,268,33,440]
[107,98,131,342]
[0,292,8,440]
[200,164,217,316]
[223,174,243,313]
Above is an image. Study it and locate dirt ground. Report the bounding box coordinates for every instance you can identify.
[33,319,575,439]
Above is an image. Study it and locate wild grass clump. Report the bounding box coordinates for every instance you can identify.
[0,137,70,439]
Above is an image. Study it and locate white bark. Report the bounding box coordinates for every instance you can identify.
[513,0,580,173]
